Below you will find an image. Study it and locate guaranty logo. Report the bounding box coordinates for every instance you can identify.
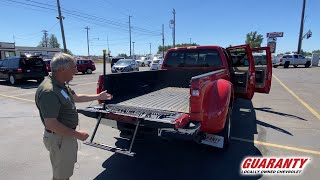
[240,157,311,176]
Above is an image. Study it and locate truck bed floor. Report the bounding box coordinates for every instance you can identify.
[117,87,190,113]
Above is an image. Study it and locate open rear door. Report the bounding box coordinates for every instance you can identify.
[252,47,272,93]
[227,44,255,100]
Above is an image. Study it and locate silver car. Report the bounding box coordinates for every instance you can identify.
[111,59,139,73]
[150,58,163,70]
[135,56,149,67]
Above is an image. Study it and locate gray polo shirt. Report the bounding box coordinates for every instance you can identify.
[35,75,78,129]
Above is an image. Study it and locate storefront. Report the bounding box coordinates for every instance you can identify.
[0,42,16,59]
[0,42,62,59]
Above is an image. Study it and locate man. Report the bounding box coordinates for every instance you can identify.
[35,53,112,180]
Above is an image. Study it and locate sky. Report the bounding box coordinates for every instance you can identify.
[0,0,319,56]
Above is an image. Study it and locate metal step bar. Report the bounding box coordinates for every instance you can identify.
[84,113,141,156]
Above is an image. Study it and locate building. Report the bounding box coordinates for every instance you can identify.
[0,42,62,59]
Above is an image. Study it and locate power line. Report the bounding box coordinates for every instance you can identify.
[8,0,161,36]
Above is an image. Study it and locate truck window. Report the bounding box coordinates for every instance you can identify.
[294,55,299,58]
[253,54,267,65]
[8,58,20,68]
[1,59,8,67]
[229,50,250,68]
[21,58,44,68]
[164,49,223,67]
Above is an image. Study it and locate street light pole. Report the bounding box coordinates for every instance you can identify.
[129,16,132,57]
[85,26,90,57]
[149,43,151,55]
[132,42,135,59]
[297,0,306,54]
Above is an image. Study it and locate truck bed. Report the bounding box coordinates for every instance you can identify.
[116,87,190,113]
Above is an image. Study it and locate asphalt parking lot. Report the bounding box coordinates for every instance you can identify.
[0,63,319,180]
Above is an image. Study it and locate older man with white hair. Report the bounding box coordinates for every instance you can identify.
[35,53,112,180]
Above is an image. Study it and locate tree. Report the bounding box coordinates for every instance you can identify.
[300,49,312,56]
[49,34,60,48]
[118,53,128,58]
[66,49,73,56]
[312,50,320,54]
[38,33,49,47]
[157,43,199,53]
[245,31,263,48]
[38,34,60,48]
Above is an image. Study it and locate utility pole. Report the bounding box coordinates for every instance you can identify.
[85,26,90,57]
[189,38,192,44]
[56,0,67,53]
[162,24,165,58]
[107,34,110,56]
[173,8,176,47]
[149,43,151,55]
[297,0,306,54]
[42,30,48,47]
[129,16,132,57]
[132,42,135,59]
[13,35,16,44]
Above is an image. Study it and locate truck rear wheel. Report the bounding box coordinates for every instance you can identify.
[221,106,232,150]
[284,61,290,68]
[305,61,311,68]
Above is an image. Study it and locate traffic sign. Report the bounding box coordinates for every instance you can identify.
[267,32,284,38]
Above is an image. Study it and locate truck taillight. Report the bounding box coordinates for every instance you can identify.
[190,80,201,113]
[280,58,283,62]
[17,68,22,73]
[97,75,103,104]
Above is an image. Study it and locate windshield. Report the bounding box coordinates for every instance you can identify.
[164,49,223,67]
[115,60,131,66]
[253,55,267,65]
[153,59,161,63]
[138,57,146,60]
[21,58,45,68]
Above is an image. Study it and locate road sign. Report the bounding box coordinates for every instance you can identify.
[267,41,277,53]
[267,32,284,38]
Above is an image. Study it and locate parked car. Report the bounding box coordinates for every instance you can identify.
[111,57,125,68]
[150,58,163,70]
[272,56,282,68]
[44,59,52,72]
[76,59,96,74]
[280,54,311,68]
[135,56,149,67]
[0,55,48,85]
[111,59,139,73]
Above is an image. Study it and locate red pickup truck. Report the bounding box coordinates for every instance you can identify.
[79,44,272,156]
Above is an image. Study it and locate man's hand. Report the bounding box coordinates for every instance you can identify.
[75,130,89,141]
[98,90,113,101]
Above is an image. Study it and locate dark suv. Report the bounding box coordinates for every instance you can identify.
[0,55,48,85]
[76,59,96,74]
